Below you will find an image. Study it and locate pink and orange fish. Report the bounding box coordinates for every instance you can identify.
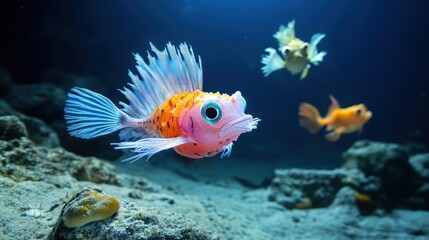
[64,43,260,162]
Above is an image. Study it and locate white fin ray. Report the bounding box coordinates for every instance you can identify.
[307,33,327,65]
[261,48,286,77]
[273,20,296,49]
[300,65,310,80]
[120,42,203,119]
[113,136,192,162]
[221,142,234,158]
[119,127,157,143]
[64,87,127,139]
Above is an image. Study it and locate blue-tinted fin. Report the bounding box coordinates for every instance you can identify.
[64,87,127,139]
[261,48,286,77]
[118,127,157,142]
[113,136,191,162]
[221,142,234,158]
[120,42,203,119]
[307,33,327,65]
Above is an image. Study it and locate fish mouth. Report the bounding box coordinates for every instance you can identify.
[219,115,260,138]
[365,111,373,120]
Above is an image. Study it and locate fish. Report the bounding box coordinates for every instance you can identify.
[298,95,372,141]
[64,42,260,162]
[261,20,327,80]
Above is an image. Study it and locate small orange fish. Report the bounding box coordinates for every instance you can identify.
[299,95,372,141]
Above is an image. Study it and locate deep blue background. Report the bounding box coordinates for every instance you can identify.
[1,0,428,166]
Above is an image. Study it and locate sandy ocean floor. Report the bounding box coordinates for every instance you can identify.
[1,143,429,240]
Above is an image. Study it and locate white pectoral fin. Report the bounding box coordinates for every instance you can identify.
[220,142,234,158]
[300,64,310,80]
[113,137,191,163]
[261,48,286,77]
[311,51,327,65]
[307,33,327,65]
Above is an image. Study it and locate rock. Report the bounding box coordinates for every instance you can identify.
[50,200,219,240]
[409,153,429,180]
[0,138,120,185]
[330,186,358,208]
[4,83,66,122]
[20,115,60,148]
[342,140,409,175]
[342,140,419,199]
[0,115,28,140]
[0,100,60,148]
[403,142,428,156]
[268,168,362,209]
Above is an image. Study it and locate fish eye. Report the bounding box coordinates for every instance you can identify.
[356,109,362,116]
[201,101,222,124]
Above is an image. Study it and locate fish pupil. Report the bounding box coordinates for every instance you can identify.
[205,107,218,120]
[356,109,362,115]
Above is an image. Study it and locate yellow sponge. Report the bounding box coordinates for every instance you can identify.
[62,187,120,228]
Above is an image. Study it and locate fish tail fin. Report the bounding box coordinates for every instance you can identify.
[274,20,296,48]
[299,103,325,134]
[307,33,327,65]
[261,48,286,77]
[64,87,128,139]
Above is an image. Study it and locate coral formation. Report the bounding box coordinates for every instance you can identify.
[60,187,120,228]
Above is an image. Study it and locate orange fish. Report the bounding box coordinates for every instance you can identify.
[299,95,372,141]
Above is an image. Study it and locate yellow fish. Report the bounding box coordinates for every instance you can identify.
[299,95,372,141]
[261,20,327,80]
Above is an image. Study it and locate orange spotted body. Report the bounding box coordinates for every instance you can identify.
[144,90,234,158]
[148,90,202,138]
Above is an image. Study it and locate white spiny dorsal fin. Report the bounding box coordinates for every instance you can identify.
[326,95,340,118]
[120,42,203,119]
[273,19,296,49]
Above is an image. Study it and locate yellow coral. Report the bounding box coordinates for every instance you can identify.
[62,187,120,228]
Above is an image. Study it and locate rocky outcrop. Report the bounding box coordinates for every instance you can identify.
[0,100,60,147]
[268,168,364,209]
[269,140,429,211]
[0,138,120,185]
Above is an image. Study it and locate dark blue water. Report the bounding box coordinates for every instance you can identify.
[1,0,428,165]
